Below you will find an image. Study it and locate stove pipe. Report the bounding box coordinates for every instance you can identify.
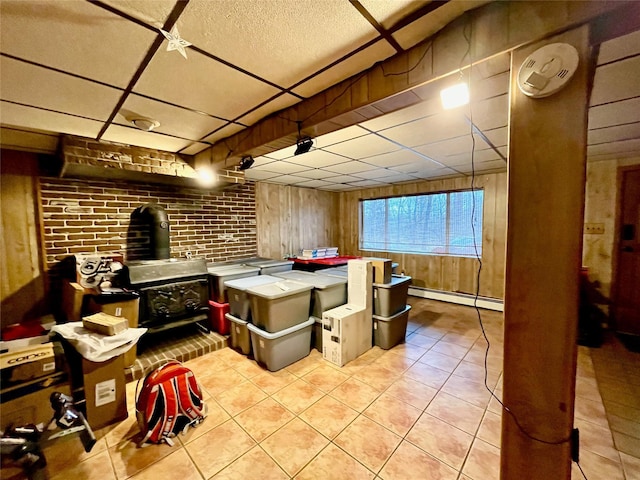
[134,203,170,259]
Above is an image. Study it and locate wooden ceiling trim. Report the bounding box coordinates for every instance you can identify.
[201,0,634,167]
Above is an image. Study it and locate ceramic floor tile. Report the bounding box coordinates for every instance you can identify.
[185,419,256,478]
[385,342,428,361]
[405,331,440,348]
[426,391,485,435]
[50,449,116,480]
[608,413,640,439]
[234,397,295,442]
[212,347,251,368]
[441,374,492,409]
[184,352,227,379]
[43,429,109,474]
[612,430,640,457]
[302,363,350,392]
[372,351,416,374]
[477,410,502,448]
[571,449,625,480]
[403,361,451,390]
[384,376,438,410]
[575,376,603,403]
[108,437,175,480]
[102,411,140,447]
[604,400,640,423]
[574,396,609,428]
[212,445,289,479]
[199,368,249,396]
[418,350,462,373]
[406,413,473,470]
[128,447,202,480]
[363,393,422,437]
[215,380,267,416]
[232,357,266,379]
[260,418,330,477]
[177,397,230,445]
[452,360,501,388]
[461,438,501,480]
[379,440,458,480]
[294,443,376,480]
[271,378,325,414]
[414,325,447,341]
[334,416,402,473]
[299,395,358,439]
[352,363,401,392]
[440,332,479,349]
[250,368,298,395]
[330,377,381,412]
[430,340,471,359]
[285,350,324,377]
[574,417,620,462]
[463,349,504,372]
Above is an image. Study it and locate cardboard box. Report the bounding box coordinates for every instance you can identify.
[322,304,371,367]
[1,342,57,383]
[82,312,129,336]
[1,371,70,431]
[364,257,392,284]
[347,259,373,310]
[86,295,140,367]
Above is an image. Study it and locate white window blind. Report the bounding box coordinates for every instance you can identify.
[359,189,483,257]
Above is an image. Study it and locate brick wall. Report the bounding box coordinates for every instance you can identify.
[39,136,258,268]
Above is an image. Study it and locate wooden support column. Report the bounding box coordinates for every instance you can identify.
[501,26,590,479]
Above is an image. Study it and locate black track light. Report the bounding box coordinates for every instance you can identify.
[238,156,254,170]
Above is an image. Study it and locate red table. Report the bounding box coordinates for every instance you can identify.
[289,255,361,271]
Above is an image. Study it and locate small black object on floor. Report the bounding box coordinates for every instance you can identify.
[616,333,640,353]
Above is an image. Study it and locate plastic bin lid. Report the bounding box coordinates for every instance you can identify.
[225,312,249,326]
[372,304,412,321]
[320,268,349,278]
[246,316,314,339]
[243,259,294,267]
[246,279,312,299]
[224,274,280,291]
[373,275,412,288]
[273,271,347,288]
[208,265,260,276]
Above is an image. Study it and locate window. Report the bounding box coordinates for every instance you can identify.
[359,189,483,257]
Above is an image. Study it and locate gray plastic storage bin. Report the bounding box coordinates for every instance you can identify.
[373,305,411,349]
[373,275,412,317]
[273,271,347,317]
[208,265,260,303]
[244,259,294,275]
[319,268,349,279]
[247,317,314,371]
[226,313,252,355]
[225,275,280,320]
[247,280,313,332]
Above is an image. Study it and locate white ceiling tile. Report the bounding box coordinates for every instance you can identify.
[294,169,340,180]
[264,174,312,184]
[324,160,374,174]
[469,94,508,131]
[389,161,443,174]
[179,142,211,155]
[361,149,424,167]
[263,146,296,160]
[442,148,505,167]
[480,127,508,148]
[318,183,360,191]
[597,30,640,65]
[380,173,419,183]
[101,125,192,152]
[120,94,227,141]
[348,179,388,188]
[250,160,311,175]
[587,138,640,158]
[352,168,397,180]
[588,98,640,130]
[101,1,176,26]
[456,159,507,173]
[251,156,278,168]
[0,101,104,139]
[412,167,460,179]
[244,169,281,181]
[414,136,473,157]
[236,93,301,126]
[0,1,157,88]
[179,0,379,88]
[471,73,510,102]
[323,174,363,183]
[293,41,397,97]
[314,125,369,148]
[134,48,280,120]
[360,99,441,131]
[292,179,335,188]
[201,123,247,144]
[1,57,122,120]
[591,56,640,106]
[588,123,640,146]
[324,133,400,159]
[359,0,426,29]
[289,150,349,168]
[379,111,469,147]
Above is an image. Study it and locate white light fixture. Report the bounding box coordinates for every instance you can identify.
[196,166,216,187]
[440,82,470,110]
[129,116,160,132]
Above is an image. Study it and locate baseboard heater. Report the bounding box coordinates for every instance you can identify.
[408,287,504,312]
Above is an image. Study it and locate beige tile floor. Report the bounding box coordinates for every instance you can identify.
[20,298,640,479]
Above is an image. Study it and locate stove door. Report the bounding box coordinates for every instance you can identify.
[138,278,208,327]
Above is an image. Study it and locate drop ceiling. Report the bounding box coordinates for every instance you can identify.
[1,1,639,191]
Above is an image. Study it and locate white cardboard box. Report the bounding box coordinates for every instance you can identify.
[347,259,372,310]
[322,304,371,367]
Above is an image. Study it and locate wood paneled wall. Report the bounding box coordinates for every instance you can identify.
[337,172,507,299]
[255,182,339,259]
[1,150,47,328]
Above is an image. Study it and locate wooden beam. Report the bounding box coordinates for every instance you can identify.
[200,1,632,166]
[501,25,590,479]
